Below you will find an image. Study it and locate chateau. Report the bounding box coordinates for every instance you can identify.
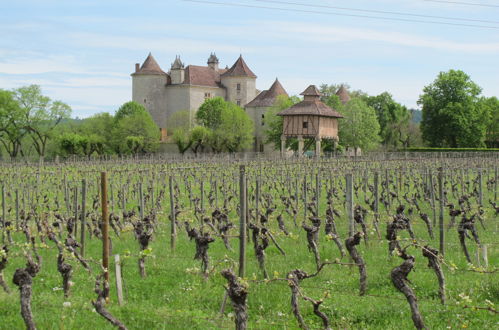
[131,53,288,152]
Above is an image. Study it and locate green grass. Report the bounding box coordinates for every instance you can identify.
[1,207,497,329]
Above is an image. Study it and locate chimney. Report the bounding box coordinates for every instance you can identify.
[135,63,140,72]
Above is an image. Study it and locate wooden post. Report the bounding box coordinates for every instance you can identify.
[169,176,176,251]
[81,179,87,257]
[101,172,110,295]
[138,182,144,220]
[346,173,354,237]
[73,187,78,238]
[429,171,437,228]
[200,180,204,226]
[374,172,379,218]
[15,189,19,230]
[114,254,124,306]
[239,165,247,278]
[303,175,307,221]
[315,171,320,216]
[438,168,445,256]
[1,184,5,243]
[494,167,497,202]
[255,177,260,225]
[478,170,483,207]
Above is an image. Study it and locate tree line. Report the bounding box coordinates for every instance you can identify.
[1,69,497,159]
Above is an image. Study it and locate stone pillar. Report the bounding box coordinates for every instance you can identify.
[280,135,286,156]
[315,137,321,158]
[297,135,304,157]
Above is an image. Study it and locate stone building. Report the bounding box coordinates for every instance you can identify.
[132,53,288,152]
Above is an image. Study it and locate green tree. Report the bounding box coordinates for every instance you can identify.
[114,101,146,122]
[215,103,254,152]
[479,96,499,147]
[189,126,211,154]
[80,112,115,154]
[172,129,192,155]
[13,85,72,158]
[0,89,26,158]
[167,110,193,134]
[363,92,411,149]
[418,70,487,147]
[263,95,300,150]
[339,98,381,151]
[196,97,226,129]
[113,102,159,154]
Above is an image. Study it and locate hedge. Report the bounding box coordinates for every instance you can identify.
[403,148,499,152]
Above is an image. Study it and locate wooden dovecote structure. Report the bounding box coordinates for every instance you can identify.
[277,85,343,157]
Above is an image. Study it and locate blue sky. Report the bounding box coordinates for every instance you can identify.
[1,0,498,118]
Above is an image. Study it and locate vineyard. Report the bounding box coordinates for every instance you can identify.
[0,153,497,329]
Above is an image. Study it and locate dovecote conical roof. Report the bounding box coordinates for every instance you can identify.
[336,85,351,104]
[300,85,322,97]
[246,78,288,107]
[134,53,166,75]
[277,85,342,118]
[221,55,257,78]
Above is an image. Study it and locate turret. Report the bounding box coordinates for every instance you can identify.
[220,55,257,107]
[170,55,185,84]
[207,53,219,71]
[131,52,169,131]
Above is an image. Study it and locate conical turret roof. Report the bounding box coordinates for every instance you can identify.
[221,55,257,78]
[133,53,166,75]
[246,78,288,107]
[336,85,351,104]
[171,55,184,70]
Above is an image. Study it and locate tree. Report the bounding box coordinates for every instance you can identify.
[339,98,381,151]
[13,85,72,158]
[167,110,193,134]
[172,129,192,155]
[418,70,487,147]
[0,89,26,158]
[189,126,211,154]
[263,95,300,150]
[215,103,254,152]
[113,102,159,154]
[479,96,499,147]
[363,92,411,149]
[196,97,226,129]
[114,101,146,122]
[79,112,115,154]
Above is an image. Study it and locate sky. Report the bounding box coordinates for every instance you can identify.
[1,0,498,118]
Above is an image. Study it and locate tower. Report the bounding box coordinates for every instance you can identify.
[131,53,169,133]
[170,55,185,84]
[220,55,257,107]
[207,53,219,71]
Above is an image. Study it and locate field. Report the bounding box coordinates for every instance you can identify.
[0,153,497,329]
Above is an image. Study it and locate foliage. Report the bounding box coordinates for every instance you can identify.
[112,102,159,154]
[0,89,26,158]
[479,96,499,147]
[211,103,254,152]
[189,126,211,154]
[418,70,487,147]
[172,129,192,155]
[363,92,412,149]
[405,147,499,152]
[114,101,147,122]
[195,97,227,129]
[195,98,254,153]
[338,98,381,151]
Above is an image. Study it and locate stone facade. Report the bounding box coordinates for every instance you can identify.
[131,53,288,152]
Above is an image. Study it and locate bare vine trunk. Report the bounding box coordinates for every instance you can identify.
[345,232,367,296]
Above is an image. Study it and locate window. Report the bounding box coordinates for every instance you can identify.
[261,114,265,126]
[303,121,308,129]
[204,92,211,100]
[237,83,241,91]
[259,143,264,152]
[237,100,241,106]
[143,98,146,103]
